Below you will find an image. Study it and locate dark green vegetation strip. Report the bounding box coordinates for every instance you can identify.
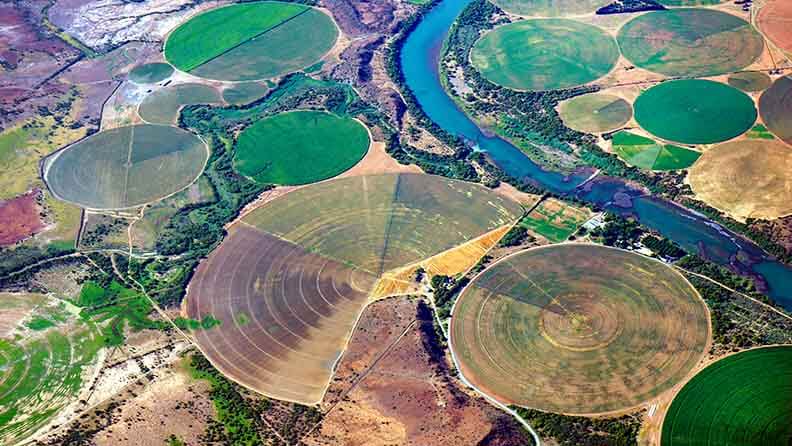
[489,0,611,16]
[164,2,308,72]
[516,407,642,446]
[758,75,792,145]
[617,9,763,77]
[558,93,632,133]
[661,346,792,446]
[470,19,619,91]
[45,124,208,209]
[234,110,369,185]
[128,62,174,84]
[139,83,222,125]
[634,80,756,144]
[612,131,701,171]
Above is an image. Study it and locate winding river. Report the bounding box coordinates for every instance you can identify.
[399,0,792,309]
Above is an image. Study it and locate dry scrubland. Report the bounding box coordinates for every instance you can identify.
[451,244,710,414]
[186,174,523,404]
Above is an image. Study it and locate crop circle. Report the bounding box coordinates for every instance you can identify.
[634,80,756,144]
[487,0,610,16]
[164,2,338,81]
[558,93,632,133]
[45,124,208,209]
[661,346,792,446]
[234,111,370,185]
[618,9,763,77]
[470,19,619,91]
[759,75,792,145]
[450,244,710,414]
[687,139,792,220]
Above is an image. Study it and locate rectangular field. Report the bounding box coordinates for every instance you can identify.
[520,198,590,243]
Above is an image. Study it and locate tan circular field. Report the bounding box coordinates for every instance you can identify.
[757,0,792,55]
[450,244,710,415]
[688,140,792,220]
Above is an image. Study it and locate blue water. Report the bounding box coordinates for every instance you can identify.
[399,0,792,308]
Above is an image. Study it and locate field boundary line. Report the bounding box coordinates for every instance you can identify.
[187,7,312,73]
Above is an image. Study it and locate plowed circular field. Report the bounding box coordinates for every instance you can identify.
[617,9,763,77]
[186,173,523,404]
[470,19,619,91]
[661,346,792,446]
[44,124,208,210]
[688,139,792,219]
[450,244,710,414]
[757,0,792,55]
[634,80,756,144]
[759,75,792,145]
[558,93,632,133]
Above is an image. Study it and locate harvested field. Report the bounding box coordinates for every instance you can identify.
[470,19,619,91]
[165,2,338,81]
[617,9,763,77]
[305,297,534,446]
[558,93,632,134]
[0,190,45,246]
[128,63,173,84]
[661,346,792,446]
[634,80,756,144]
[520,198,590,242]
[138,83,222,125]
[757,0,792,55]
[687,139,792,220]
[44,124,208,209]
[727,71,772,92]
[758,75,792,145]
[450,244,710,414]
[187,174,522,403]
[234,111,370,185]
[612,131,701,171]
[489,0,610,16]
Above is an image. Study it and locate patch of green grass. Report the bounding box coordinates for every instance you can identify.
[559,93,632,134]
[746,124,775,140]
[234,110,369,185]
[76,281,164,346]
[174,315,221,331]
[519,199,590,243]
[25,317,55,331]
[612,132,701,171]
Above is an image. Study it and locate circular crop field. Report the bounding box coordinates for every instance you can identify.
[617,9,763,77]
[757,1,792,55]
[470,19,619,91]
[488,0,610,16]
[138,83,222,125]
[234,111,369,185]
[634,80,756,144]
[450,244,710,414]
[661,346,792,446]
[728,71,772,92]
[558,93,632,133]
[164,2,338,81]
[45,124,208,209]
[688,140,792,219]
[128,62,173,84]
[759,75,792,144]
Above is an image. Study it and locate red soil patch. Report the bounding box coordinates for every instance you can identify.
[758,0,792,54]
[0,190,45,246]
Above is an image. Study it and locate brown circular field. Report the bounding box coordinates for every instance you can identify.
[759,75,792,145]
[450,244,710,415]
[757,0,792,55]
[688,140,792,220]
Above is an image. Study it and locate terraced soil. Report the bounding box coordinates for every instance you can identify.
[450,244,710,414]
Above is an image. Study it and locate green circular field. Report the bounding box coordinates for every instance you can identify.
[661,346,792,446]
[165,2,338,81]
[759,75,792,145]
[470,19,619,91]
[128,63,174,84]
[234,111,369,185]
[634,80,756,144]
[617,9,763,77]
[728,71,772,92]
[488,0,610,16]
[45,124,208,209]
[558,93,632,133]
[450,244,710,414]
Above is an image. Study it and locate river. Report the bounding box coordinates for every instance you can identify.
[399,0,792,309]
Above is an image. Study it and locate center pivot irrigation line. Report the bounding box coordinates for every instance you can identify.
[187,7,312,73]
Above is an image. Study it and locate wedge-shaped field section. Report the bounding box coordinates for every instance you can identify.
[164,2,338,81]
[450,244,710,415]
[44,124,208,210]
[186,174,523,404]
